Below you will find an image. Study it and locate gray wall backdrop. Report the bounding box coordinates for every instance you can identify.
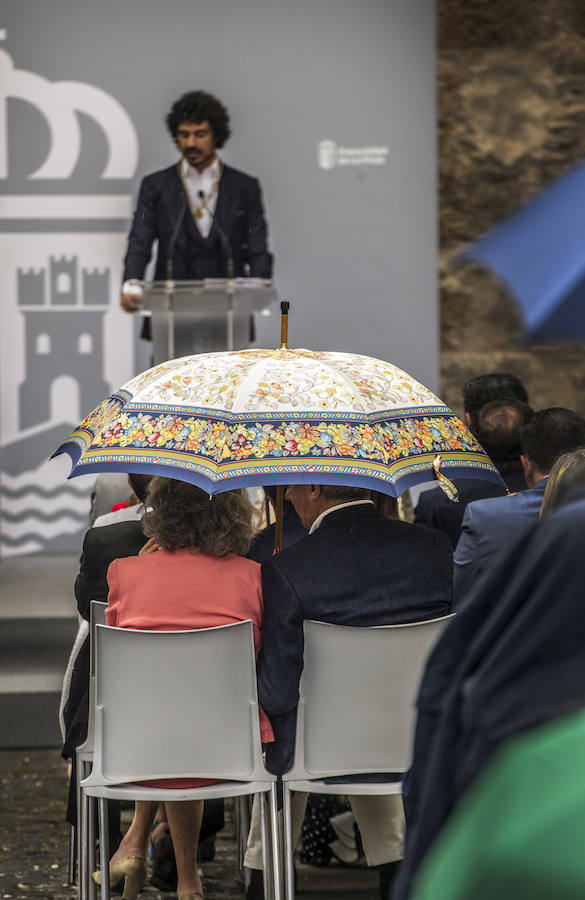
[0,0,437,555]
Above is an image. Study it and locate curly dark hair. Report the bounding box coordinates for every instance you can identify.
[143,477,256,556]
[165,91,231,148]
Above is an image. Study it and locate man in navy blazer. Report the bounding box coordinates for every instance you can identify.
[244,483,452,899]
[120,91,272,340]
[454,407,585,604]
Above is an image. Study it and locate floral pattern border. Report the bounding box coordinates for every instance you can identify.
[60,409,498,481]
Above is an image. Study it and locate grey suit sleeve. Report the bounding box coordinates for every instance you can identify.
[453,504,480,606]
[256,556,304,718]
[122,176,158,282]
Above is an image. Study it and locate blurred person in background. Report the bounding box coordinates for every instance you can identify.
[394,491,585,900]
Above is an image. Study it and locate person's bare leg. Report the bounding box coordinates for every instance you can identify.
[165,800,204,898]
[109,800,158,865]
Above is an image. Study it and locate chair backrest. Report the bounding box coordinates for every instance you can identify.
[87,619,267,786]
[77,600,108,754]
[291,616,453,779]
[90,600,107,677]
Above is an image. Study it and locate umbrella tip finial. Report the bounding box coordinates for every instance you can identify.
[280,300,291,350]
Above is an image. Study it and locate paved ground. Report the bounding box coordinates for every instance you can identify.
[0,749,378,900]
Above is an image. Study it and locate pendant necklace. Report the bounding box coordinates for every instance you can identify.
[181,160,223,222]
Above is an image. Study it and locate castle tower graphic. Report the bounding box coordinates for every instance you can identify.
[18,257,110,430]
[0,40,139,557]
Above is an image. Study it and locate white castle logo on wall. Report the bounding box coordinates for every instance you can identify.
[0,39,139,556]
[0,45,138,181]
[317,139,389,170]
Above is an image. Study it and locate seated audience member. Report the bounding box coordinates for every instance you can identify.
[393,492,585,900]
[461,371,529,434]
[410,707,585,900]
[540,447,585,518]
[244,483,453,900]
[474,398,532,492]
[247,485,307,562]
[414,398,533,548]
[93,472,151,527]
[94,476,271,900]
[454,407,585,603]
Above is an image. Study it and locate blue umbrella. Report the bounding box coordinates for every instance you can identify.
[460,161,585,340]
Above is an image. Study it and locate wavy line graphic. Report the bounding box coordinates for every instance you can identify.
[0,508,88,524]
[1,492,90,517]
[0,483,90,500]
[1,528,82,546]
[0,514,86,540]
[1,539,44,557]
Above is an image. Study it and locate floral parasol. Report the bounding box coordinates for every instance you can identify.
[52,348,503,497]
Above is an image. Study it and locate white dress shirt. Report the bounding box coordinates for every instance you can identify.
[122,156,222,295]
[309,499,374,534]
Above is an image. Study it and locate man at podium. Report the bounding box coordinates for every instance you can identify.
[120,90,273,349]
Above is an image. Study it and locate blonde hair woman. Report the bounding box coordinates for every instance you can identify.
[540,448,585,518]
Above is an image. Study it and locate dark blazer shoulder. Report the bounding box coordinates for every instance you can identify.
[220,163,260,188]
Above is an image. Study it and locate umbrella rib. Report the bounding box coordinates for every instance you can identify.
[230,359,266,413]
[310,356,371,414]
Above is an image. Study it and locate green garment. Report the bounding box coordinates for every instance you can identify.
[411,707,585,900]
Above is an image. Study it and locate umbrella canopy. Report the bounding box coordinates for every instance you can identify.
[459,160,585,340]
[53,348,503,497]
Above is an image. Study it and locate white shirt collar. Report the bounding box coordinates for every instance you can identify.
[309,499,374,534]
[180,155,220,185]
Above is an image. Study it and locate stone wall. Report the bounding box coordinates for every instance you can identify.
[438,0,585,416]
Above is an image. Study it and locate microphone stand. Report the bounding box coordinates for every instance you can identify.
[198,190,236,350]
[165,193,188,359]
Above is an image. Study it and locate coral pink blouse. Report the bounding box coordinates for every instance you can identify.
[106,547,274,767]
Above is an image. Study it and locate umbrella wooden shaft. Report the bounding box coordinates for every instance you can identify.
[280,300,290,349]
[274,485,284,554]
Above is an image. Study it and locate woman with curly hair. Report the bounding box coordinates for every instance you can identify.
[93,476,271,900]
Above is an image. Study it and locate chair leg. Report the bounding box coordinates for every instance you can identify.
[68,823,77,885]
[269,783,283,900]
[88,796,97,900]
[98,798,110,900]
[259,792,274,900]
[80,788,89,900]
[236,796,251,885]
[76,756,83,889]
[282,785,295,900]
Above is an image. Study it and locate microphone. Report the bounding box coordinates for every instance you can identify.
[166,191,189,284]
[198,189,234,280]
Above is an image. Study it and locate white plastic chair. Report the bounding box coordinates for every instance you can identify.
[81,620,281,900]
[282,616,453,900]
[75,600,107,899]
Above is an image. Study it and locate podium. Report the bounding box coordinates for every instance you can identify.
[141,278,278,363]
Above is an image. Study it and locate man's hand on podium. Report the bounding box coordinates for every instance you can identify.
[120,280,144,313]
[120,291,143,313]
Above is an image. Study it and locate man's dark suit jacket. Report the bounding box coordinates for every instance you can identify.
[62,519,146,758]
[413,469,524,550]
[123,162,273,336]
[392,494,585,900]
[256,504,453,776]
[247,507,307,564]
